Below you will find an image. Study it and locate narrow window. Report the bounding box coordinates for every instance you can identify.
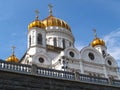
[37,33,42,45]
[102,50,106,58]
[69,41,71,47]
[63,39,65,49]
[29,35,31,46]
[53,37,57,47]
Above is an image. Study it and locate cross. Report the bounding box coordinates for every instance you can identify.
[12,46,16,55]
[35,10,39,19]
[48,4,53,15]
[93,28,97,38]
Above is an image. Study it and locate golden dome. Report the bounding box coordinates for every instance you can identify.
[28,10,45,30]
[42,15,71,31]
[28,19,45,30]
[91,38,105,47]
[42,4,71,31]
[6,46,19,63]
[6,54,19,63]
[91,29,105,47]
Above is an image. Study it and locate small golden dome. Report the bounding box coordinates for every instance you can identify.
[6,54,19,63]
[91,29,105,47]
[28,10,45,30]
[91,38,105,47]
[42,15,71,31]
[28,19,45,30]
[6,46,19,63]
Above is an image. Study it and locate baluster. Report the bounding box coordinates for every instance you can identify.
[24,66,26,72]
[29,67,31,72]
[7,64,10,69]
[26,67,29,72]
[39,69,41,74]
[14,65,17,70]
[13,64,15,70]
[2,63,4,68]
[56,72,58,77]
[58,72,60,78]
[25,66,27,72]
[10,64,12,70]
[48,70,50,75]
[68,74,70,79]
[43,69,45,75]
[0,62,2,68]
[17,65,20,71]
[16,65,18,71]
[38,69,40,74]
[41,69,43,75]
[41,69,44,75]
[4,63,7,69]
[51,71,53,76]
[20,66,23,72]
[46,70,48,75]
[23,66,25,72]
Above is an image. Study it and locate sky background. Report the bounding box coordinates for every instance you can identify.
[0,0,120,66]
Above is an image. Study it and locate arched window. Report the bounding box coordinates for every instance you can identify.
[29,35,31,46]
[53,37,57,47]
[37,33,42,45]
[62,39,65,49]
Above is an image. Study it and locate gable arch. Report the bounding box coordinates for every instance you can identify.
[63,47,80,59]
[80,46,104,64]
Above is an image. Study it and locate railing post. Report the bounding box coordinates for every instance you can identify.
[108,77,113,85]
[31,64,37,75]
[74,72,80,81]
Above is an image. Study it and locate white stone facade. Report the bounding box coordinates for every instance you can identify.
[20,17,120,80]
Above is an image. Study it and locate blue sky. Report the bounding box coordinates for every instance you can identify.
[0,0,120,66]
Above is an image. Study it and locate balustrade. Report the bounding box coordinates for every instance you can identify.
[112,80,120,86]
[0,60,120,87]
[79,74,109,85]
[37,67,74,80]
[0,60,31,73]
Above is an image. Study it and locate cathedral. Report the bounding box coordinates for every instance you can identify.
[5,5,120,80]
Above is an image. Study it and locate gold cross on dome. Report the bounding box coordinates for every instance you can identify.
[48,4,53,15]
[35,10,39,19]
[93,28,97,38]
[12,46,16,55]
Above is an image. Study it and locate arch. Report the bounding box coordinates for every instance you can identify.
[63,47,80,59]
[80,46,104,64]
[105,55,117,67]
[33,52,51,67]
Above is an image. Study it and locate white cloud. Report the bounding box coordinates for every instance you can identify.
[103,28,120,66]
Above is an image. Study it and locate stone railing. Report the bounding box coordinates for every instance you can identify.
[75,72,109,85]
[37,66,74,80]
[0,59,31,74]
[0,60,120,87]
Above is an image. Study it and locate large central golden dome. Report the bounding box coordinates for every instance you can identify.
[42,15,71,31]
